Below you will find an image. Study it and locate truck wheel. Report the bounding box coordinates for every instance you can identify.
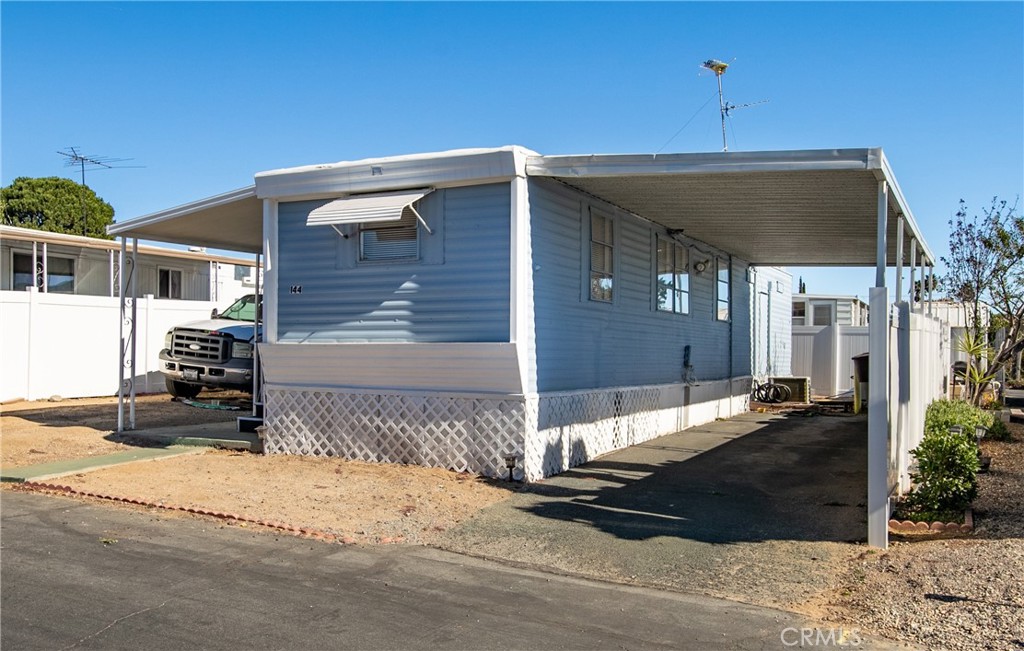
[166,378,202,399]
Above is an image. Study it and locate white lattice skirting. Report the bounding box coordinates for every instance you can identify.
[264,378,750,481]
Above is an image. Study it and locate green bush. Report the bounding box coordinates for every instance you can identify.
[987,417,1011,442]
[906,427,980,517]
[924,398,1009,440]
[925,399,991,437]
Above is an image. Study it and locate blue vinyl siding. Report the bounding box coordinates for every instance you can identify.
[276,183,510,343]
[530,179,750,392]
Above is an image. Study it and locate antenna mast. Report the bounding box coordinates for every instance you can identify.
[57,148,135,237]
[700,59,769,152]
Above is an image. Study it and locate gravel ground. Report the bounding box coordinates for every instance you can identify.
[828,420,1024,651]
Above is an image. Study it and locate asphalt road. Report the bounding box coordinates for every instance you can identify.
[0,491,821,651]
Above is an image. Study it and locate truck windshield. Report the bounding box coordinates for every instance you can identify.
[218,295,260,322]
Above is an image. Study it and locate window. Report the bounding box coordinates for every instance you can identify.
[792,302,806,326]
[656,237,689,314]
[590,210,614,302]
[359,207,419,262]
[158,268,182,299]
[812,303,833,326]
[716,257,730,321]
[12,252,75,293]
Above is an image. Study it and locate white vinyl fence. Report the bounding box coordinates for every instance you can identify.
[1,290,217,402]
[792,325,870,397]
[888,303,948,493]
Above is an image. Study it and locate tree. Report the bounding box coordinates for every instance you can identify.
[1,176,115,239]
[941,196,1023,405]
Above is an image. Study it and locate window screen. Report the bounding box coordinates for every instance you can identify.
[590,211,614,302]
[656,238,689,314]
[359,208,419,262]
[159,268,182,299]
[812,304,833,326]
[716,257,730,321]
[12,252,75,293]
[792,302,806,326]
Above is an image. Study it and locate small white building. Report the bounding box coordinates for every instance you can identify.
[792,293,869,328]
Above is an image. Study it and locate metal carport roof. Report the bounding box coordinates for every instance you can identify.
[525,147,934,267]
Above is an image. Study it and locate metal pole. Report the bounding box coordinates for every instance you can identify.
[117,238,126,432]
[109,249,115,297]
[926,263,934,316]
[80,158,88,237]
[41,243,48,293]
[868,179,890,549]
[31,241,38,290]
[717,74,728,152]
[895,215,904,304]
[913,239,921,311]
[129,238,138,430]
[876,181,888,287]
[252,253,261,417]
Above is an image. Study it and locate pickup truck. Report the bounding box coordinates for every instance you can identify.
[159,294,261,399]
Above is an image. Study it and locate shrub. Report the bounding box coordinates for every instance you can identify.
[925,398,1009,440]
[987,417,1012,442]
[925,399,992,437]
[905,428,980,517]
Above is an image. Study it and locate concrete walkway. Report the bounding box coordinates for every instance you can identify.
[2,421,258,483]
[1,446,204,483]
[440,410,869,611]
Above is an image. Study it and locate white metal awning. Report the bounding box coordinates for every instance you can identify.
[306,188,433,227]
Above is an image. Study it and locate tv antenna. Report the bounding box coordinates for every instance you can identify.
[58,147,141,236]
[699,59,769,152]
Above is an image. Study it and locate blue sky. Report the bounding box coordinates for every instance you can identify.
[3,2,1022,298]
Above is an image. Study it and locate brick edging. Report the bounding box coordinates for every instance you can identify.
[888,508,974,534]
[13,481,406,545]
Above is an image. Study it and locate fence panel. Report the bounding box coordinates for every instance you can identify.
[0,290,216,401]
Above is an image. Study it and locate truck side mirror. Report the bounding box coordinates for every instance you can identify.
[211,308,219,319]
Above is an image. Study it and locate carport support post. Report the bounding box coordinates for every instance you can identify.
[909,239,918,310]
[894,215,904,303]
[117,238,138,432]
[868,180,890,549]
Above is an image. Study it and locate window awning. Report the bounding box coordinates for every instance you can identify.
[306,188,433,227]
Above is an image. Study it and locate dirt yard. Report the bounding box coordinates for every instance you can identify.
[1,395,514,545]
[1,393,241,468]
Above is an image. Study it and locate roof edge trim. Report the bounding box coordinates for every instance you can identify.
[526,148,876,178]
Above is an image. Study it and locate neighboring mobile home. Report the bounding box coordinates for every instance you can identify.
[108,146,939,510]
[792,293,868,328]
[1,224,257,302]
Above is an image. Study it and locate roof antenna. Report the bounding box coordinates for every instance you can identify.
[57,147,142,236]
[700,59,769,152]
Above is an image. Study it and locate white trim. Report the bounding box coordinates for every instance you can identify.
[262,199,279,344]
[510,175,535,393]
[255,147,536,201]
